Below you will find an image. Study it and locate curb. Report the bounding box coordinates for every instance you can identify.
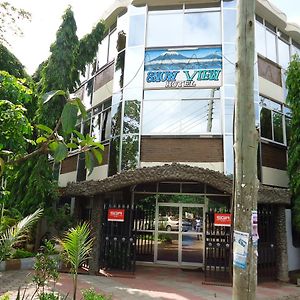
[0,257,36,271]
[0,255,60,272]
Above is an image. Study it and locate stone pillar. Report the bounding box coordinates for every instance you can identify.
[275,205,289,282]
[89,194,104,275]
[73,196,82,219]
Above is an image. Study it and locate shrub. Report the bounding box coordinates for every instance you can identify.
[33,240,59,295]
[0,293,10,300]
[82,288,112,300]
[38,292,60,300]
[11,248,36,259]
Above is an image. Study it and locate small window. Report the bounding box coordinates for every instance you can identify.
[265,21,276,33]
[273,111,283,143]
[91,99,112,142]
[278,31,289,43]
[259,96,289,145]
[255,15,263,24]
[260,107,272,140]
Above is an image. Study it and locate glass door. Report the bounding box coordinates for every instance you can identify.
[156,205,179,262]
[156,203,204,266]
[181,206,204,264]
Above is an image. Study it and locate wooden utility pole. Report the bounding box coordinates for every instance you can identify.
[233,0,258,299]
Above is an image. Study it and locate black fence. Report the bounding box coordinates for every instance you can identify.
[134,205,155,262]
[204,211,232,285]
[100,202,136,273]
[258,204,277,281]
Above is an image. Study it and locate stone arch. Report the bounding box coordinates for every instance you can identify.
[63,163,232,197]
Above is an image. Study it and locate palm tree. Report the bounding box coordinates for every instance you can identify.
[0,208,43,262]
[57,222,94,300]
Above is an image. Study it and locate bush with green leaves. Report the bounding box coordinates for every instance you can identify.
[0,293,10,300]
[11,248,36,259]
[38,292,60,300]
[46,204,74,233]
[33,240,59,295]
[82,288,112,300]
[0,208,43,262]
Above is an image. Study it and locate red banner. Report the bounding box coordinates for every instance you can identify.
[108,208,125,222]
[214,213,231,227]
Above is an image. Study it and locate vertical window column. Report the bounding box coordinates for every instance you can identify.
[109,5,146,175]
[108,11,128,176]
[222,0,237,176]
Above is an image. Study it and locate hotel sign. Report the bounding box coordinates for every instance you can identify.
[214,213,231,227]
[144,47,222,89]
[108,208,125,222]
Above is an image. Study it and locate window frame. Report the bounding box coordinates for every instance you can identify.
[259,95,290,146]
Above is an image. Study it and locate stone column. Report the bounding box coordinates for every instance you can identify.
[89,194,104,275]
[73,196,82,219]
[275,205,289,282]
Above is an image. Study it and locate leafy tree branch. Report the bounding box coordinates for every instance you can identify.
[286,54,300,230]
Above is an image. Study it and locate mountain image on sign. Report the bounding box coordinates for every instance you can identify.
[145,47,222,71]
[149,51,188,62]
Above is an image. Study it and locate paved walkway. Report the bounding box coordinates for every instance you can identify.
[1,266,300,299]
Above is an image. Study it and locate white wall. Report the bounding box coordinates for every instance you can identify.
[140,161,224,173]
[261,166,289,187]
[92,81,113,106]
[86,165,108,181]
[259,76,284,103]
[286,209,300,271]
[58,171,77,187]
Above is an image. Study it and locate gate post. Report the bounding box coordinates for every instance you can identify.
[275,205,289,282]
[89,194,104,275]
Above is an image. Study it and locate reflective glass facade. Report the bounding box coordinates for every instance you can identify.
[69,0,299,182]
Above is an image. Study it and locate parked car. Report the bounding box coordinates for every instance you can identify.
[158,216,191,232]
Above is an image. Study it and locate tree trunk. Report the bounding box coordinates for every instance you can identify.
[233,0,258,299]
[73,273,78,300]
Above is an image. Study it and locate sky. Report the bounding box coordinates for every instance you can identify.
[5,0,300,75]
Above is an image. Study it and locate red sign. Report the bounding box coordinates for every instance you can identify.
[108,208,125,222]
[214,213,231,227]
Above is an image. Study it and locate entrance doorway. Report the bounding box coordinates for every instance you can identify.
[156,203,204,266]
[133,181,231,268]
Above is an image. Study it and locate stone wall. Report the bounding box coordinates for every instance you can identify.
[275,205,289,281]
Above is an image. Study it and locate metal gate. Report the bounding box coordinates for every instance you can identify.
[133,203,155,262]
[203,206,277,284]
[100,202,136,273]
[258,204,276,281]
[204,210,232,285]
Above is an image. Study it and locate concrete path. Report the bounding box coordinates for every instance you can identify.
[1,266,300,299]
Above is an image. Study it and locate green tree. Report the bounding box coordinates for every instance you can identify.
[2,89,104,214]
[0,71,36,182]
[0,70,36,119]
[286,54,300,230]
[0,99,32,156]
[6,156,58,214]
[3,6,105,216]
[40,7,79,128]
[38,6,105,128]
[0,44,28,78]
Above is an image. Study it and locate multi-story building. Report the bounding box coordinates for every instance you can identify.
[59,0,300,282]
